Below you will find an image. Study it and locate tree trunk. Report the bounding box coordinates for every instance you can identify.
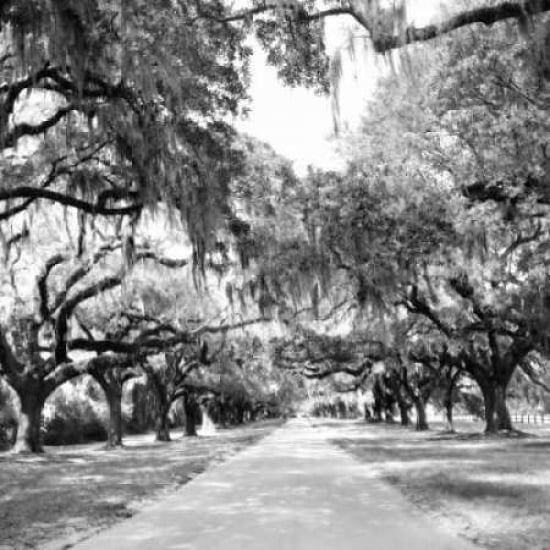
[218,400,228,428]
[13,391,45,453]
[373,401,383,422]
[444,397,454,432]
[397,398,410,426]
[364,403,372,421]
[443,371,459,432]
[495,382,513,431]
[372,377,384,422]
[481,383,497,434]
[106,390,123,447]
[236,404,245,424]
[182,394,197,437]
[155,406,171,442]
[413,397,429,431]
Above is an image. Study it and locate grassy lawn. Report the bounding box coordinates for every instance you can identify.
[0,420,282,550]
[330,418,550,550]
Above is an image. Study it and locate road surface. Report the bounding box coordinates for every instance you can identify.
[72,419,477,550]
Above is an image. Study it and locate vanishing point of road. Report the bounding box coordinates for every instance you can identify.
[72,419,476,550]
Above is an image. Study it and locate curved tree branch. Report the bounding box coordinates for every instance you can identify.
[207,0,550,53]
[1,106,74,149]
[0,187,142,216]
[35,253,68,325]
[368,0,550,53]
[50,241,122,314]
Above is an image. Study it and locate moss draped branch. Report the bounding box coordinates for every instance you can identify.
[206,0,550,53]
[0,187,143,216]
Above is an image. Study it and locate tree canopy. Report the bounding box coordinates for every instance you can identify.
[1,0,550,454]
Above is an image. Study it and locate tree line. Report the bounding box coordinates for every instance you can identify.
[1,0,550,453]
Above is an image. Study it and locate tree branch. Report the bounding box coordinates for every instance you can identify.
[55,275,124,363]
[135,250,189,268]
[368,0,550,53]
[35,253,68,325]
[50,241,122,313]
[401,286,453,338]
[0,187,142,216]
[1,106,74,149]
[201,0,550,53]
[45,353,134,393]
[67,316,271,359]
[519,355,550,392]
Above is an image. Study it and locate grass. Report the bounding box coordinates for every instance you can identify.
[330,418,550,550]
[0,420,282,550]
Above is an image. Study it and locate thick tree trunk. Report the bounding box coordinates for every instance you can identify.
[106,391,123,447]
[495,383,513,431]
[413,398,429,431]
[155,406,171,442]
[13,392,45,453]
[92,371,125,448]
[182,394,197,437]
[481,383,497,434]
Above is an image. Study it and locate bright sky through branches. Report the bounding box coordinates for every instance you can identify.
[235,0,444,175]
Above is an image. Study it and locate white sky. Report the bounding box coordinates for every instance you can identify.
[235,0,445,175]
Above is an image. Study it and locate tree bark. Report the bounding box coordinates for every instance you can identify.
[397,398,410,426]
[443,373,457,432]
[399,367,428,430]
[373,401,383,422]
[13,391,45,453]
[182,393,197,437]
[413,397,429,431]
[106,390,123,447]
[444,397,454,432]
[155,406,171,442]
[481,383,497,433]
[494,382,513,431]
[236,403,245,424]
[218,399,228,428]
[372,376,385,422]
[364,403,372,421]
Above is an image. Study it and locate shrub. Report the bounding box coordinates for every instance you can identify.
[461,392,485,420]
[43,389,107,446]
